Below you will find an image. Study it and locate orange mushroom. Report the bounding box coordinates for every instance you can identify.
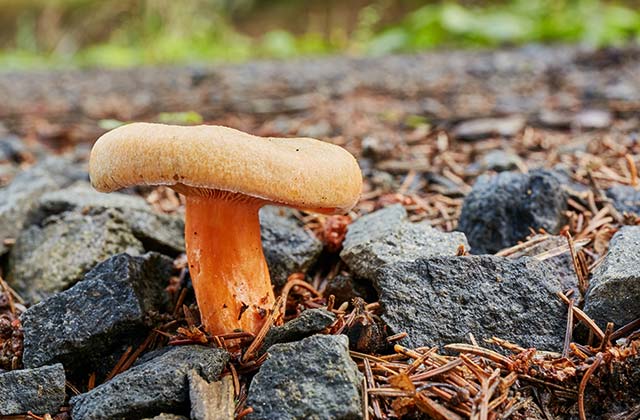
[89,122,362,336]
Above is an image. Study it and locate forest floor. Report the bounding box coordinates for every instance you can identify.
[1,45,640,419]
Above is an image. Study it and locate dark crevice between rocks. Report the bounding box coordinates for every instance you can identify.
[324,272,378,308]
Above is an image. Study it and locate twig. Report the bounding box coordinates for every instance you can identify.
[364,358,384,419]
[410,359,463,382]
[518,375,578,394]
[278,276,322,321]
[66,380,81,396]
[561,229,588,295]
[610,317,640,341]
[386,332,408,343]
[236,407,254,419]
[241,296,282,363]
[119,332,156,374]
[229,363,240,399]
[625,154,638,186]
[216,331,255,341]
[495,235,549,257]
[562,298,574,358]
[598,322,614,352]
[0,276,16,317]
[444,344,514,369]
[105,346,133,381]
[557,292,604,340]
[172,287,188,317]
[404,347,437,375]
[415,392,464,420]
[87,372,96,391]
[363,376,370,420]
[326,294,335,312]
[578,353,603,420]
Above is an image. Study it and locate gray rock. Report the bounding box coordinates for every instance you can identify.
[71,345,229,420]
[544,252,580,295]
[369,170,398,193]
[28,183,185,255]
[458,170,568,254]
[7,208,144,302]
[189,372,234,420]
[606,185,640,215]
[479,149,524,172]
[453,115,526,141]
[506,234,579,295]
[341,204,468,280]
[584,226,640,329]
[0,162,19,186]
[29,182,149,219]
[21,252,172,370]
[27,155,88,187]
[0,363,66,415]
[374,256,566,350]
[247,335,362,420]
[0,156,88,254]
[574,109,612,129]
[261,309,336,353]
[538,109,573,129]
[260,206,323,287]
[361,136,394,160]
[0,135,27,163]
[126,210,185,256]
[297,120,332,138]
[0,171,56,255]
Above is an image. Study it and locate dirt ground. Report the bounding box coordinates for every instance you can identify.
[1,45,638,149]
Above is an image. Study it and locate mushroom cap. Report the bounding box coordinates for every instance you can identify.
[89,122,362,213]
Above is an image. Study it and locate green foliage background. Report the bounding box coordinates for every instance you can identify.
[1,0,639,69]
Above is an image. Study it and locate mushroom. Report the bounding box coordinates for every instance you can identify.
[89,122,362,336]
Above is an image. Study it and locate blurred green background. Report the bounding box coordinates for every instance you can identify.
[1,0,639,69]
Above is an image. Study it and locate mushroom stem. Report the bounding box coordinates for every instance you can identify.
[184,193,275,336]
